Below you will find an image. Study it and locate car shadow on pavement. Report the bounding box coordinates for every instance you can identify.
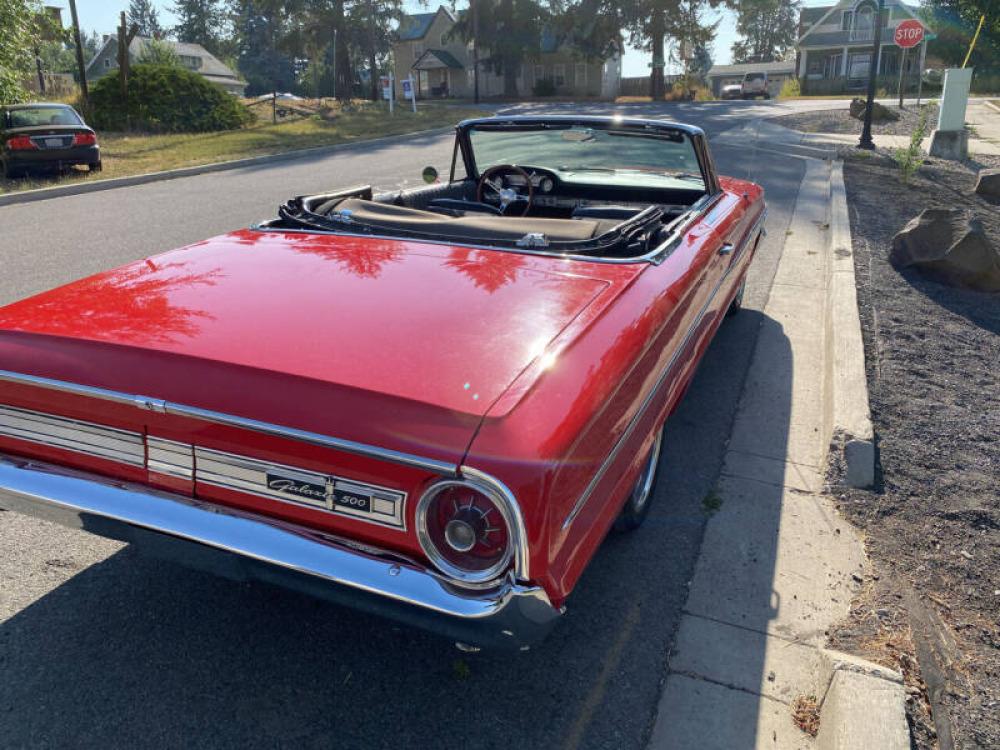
[0,309,779,750]
[651,311,797,748]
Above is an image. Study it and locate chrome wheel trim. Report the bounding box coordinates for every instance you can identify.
[630,432,663,514]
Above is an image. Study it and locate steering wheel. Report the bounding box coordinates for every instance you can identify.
[476,165,535,217]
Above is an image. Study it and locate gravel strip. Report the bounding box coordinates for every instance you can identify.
[773,104,940,136]
[828,152,1000,750]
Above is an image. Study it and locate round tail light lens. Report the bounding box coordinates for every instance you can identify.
[417,480,513,583]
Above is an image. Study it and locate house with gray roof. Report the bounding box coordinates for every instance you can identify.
[85,36,246,95]
[392,5,621,99]
[796,0,928,94]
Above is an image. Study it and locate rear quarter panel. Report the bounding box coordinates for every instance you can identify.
[466,183,764,605]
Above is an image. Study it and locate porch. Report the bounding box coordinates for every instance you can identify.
[411,49,465,98]
[798,44,924,95]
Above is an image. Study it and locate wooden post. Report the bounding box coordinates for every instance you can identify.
[117,13,139,127]
[897,47,907,108]
[34,49,46,94]
[68,0,89,109]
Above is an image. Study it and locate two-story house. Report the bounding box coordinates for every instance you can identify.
[85,36,246,95]
[796,0,927,94]
[392,5,621,99]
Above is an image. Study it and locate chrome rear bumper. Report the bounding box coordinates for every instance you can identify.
[0,453,560,649]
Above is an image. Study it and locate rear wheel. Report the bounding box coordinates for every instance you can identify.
[89,160,102,173]
[2,160,22,180]
[613,430,664,532]
[727,277,747,317]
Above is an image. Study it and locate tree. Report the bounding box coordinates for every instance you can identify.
[450,0,549,97]
[728,0,799,64]
[235,0,297,96]
[923,3,999,66]
[137,38,181,66]
[129,0,164,38]
[927,0,998,60]
[689,41,713,82]
[0,0,51,103]
[172,0,228,56]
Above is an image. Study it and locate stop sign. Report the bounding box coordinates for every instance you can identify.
[894,20,925,48]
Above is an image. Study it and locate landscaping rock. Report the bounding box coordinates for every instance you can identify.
[891,208,1000,292]
[849,98,900,123]
[974,168,1000,202]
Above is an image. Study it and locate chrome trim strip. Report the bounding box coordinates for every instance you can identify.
[0,370,457,476]
[0,453,560,648]
[0,404,144,467]
[562,208,766,530]
[194,445,408,530]
[147,436,193,480]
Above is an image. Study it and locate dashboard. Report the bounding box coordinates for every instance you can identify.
[483,165,706,211]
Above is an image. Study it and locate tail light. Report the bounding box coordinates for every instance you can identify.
[72,132,97,146]
[6,136,36,151]
[417,479,515,583]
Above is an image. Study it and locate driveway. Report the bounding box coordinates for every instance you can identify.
[0,102,807,749]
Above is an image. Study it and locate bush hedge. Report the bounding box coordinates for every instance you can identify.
[90,64,254,132]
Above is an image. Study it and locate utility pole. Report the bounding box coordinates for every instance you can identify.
[68,0,89,110]
[858,0,885,150]
[472,0,480,104]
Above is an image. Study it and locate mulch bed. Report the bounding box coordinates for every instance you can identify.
[774,103,939,137]
[828,152,1000,749]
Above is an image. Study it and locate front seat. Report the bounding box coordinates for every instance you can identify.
[427,198,502,216]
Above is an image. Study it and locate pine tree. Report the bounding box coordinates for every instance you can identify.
[729,0,799,64]
[172,0,226,55]
[128,0,164,38]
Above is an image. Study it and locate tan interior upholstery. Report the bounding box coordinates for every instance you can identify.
[331,198,608,242]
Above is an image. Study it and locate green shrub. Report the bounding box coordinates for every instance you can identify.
[893,105,930,183]
[90,64,254,132]
[532,78,557,97]
[779,78,801,98]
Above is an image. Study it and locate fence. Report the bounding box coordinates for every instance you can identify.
[23,73,77,98]
[618,74,683,98]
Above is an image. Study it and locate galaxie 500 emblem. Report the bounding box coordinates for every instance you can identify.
[266,471,328,502]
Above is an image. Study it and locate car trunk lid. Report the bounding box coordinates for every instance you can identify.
[0,229,631,462]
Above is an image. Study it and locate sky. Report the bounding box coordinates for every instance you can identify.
[46,0,838,77]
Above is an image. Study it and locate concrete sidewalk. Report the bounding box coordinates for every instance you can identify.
[648,158,908,749]
[717,115,1000,157]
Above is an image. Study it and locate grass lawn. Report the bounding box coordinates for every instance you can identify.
[1,103,486,195]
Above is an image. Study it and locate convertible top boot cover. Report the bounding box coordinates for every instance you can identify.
[332,198,605,242]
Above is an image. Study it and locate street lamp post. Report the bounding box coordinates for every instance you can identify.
[858,0,886,150]
[472,0,480,104]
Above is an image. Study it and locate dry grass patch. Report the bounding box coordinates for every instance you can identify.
[791,695,820,737]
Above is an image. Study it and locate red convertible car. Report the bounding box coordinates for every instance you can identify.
[0,116,764,649]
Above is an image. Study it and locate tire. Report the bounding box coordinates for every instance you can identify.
[726,277,747,317]
[2,160,22,180]
[763,92,771,99]
[613,430,664,532]
[89,161,102,173]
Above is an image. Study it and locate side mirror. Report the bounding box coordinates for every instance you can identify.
[422,166,439,184]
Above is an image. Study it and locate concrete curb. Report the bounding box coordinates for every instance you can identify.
[0,126,454,208]
[984,100,1000,114]
[827,161,875,488]
[816,650,909,750]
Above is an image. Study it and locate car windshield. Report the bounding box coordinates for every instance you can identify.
[468,124,705,188]
[6,106,83,128]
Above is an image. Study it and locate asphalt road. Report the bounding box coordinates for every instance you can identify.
[0,101,808,749]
